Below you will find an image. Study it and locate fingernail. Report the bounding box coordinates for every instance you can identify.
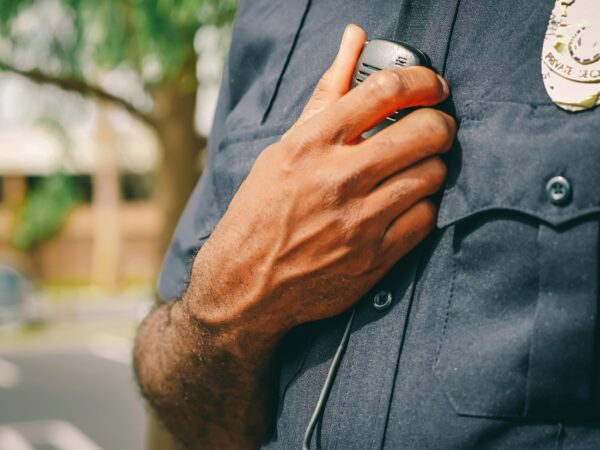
[436,74,450,97]
[333,26,351,64]
[340,25,351,47]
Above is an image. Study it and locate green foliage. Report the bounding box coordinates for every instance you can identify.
[0,0,238,249]
[10,172,80,250]
[0,0,238,88]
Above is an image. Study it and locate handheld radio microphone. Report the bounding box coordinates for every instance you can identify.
[350,39,431,136]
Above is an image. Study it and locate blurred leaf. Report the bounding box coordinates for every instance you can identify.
[0,0,238,88]
[1,0,238,250]
[0,0,34,33]
[10,172,80,250]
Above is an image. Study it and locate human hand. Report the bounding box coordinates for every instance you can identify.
[185,24,455,350]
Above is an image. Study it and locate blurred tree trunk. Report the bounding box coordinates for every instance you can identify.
[152,83,205,260]
[91,104,121,290]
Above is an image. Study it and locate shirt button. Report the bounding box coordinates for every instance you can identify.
[373,289,393,311]
[546,176,571,206]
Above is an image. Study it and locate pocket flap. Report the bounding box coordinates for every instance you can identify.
[225,0,311,131]
[438,101,600,228]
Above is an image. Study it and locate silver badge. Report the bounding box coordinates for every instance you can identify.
[542,0,600,112]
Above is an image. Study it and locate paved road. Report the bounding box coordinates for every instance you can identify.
[0,348,147,450]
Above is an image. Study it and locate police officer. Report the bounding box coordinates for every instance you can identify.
[134,1,600,448]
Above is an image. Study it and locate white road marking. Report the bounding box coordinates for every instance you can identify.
[88,334,133,365]
[0,358,21,389]
[0,426,34,450]
[47,420,103,450]
[0,420,102,450]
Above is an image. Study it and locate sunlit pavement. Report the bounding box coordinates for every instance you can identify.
[0,301,150,450]
[0,347,147,450]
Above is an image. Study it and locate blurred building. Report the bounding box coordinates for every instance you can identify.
[0,21,226,293]
[0,75,162,289]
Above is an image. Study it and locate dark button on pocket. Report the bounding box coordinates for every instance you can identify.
[373,289,393,311]
[546,176,572,206]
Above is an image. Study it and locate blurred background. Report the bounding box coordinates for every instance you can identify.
[0,1,237,448]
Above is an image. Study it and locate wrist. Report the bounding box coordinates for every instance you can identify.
[181,255,288,359]
[182,296,282,360]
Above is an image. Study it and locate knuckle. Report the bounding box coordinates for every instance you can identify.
[428,71,447,98]
[423,68,446,96]
[427,157,448,187]
[330,169,361,204]
[348,237,378,274]
[295,134,318,155]
[313,70,334,98]
[292,127,331,155]
[404,67,444,97]
[439,114,457,150]
[286,115,342,150]
[336,214,372,264]
[348,205,373,236]
[375,129,397,150]
[341,215,361,242]
[332,121,355,143]
[318,67,332,83]
[318,170,354,207]
[389,179,411,200]
[407,65,431,82]
[417,200,438,229]
[419,109,454,144]
[362,248,379,272]
[367,69,405,102]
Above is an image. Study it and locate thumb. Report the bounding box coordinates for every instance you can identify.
[284,24,367,137]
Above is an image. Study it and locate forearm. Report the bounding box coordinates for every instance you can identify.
[133,298,277,450]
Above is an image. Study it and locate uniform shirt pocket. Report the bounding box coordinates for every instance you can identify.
[433,100,600,420]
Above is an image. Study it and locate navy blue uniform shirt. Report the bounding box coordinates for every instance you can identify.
[158,1,600,448]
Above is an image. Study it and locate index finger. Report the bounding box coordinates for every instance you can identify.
[298,66,449,145]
